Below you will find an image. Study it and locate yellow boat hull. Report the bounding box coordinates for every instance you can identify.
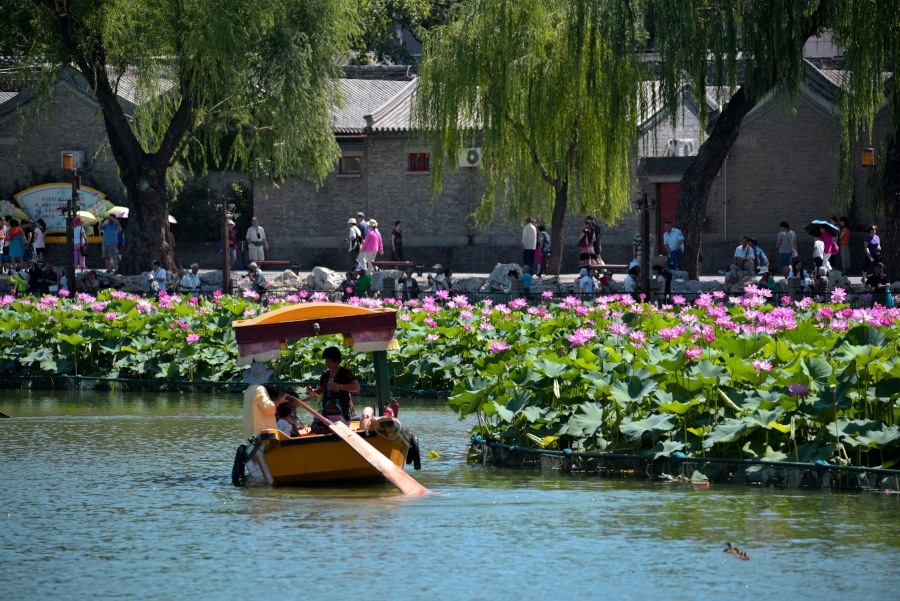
[243,418,412,487]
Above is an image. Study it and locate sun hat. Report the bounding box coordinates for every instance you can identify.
[242,360,273,385]
[579,268,588,276]
[347,218,356,224]
[356,211,365,217]
[758,266,769,274]
[368,219,378,227]
[432,263,443,270]
[248,262,259,270]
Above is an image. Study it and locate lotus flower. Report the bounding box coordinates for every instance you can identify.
[752,359,773,372]
[684,346,703,360]
[488,341,509,353]
[788,384,810,396]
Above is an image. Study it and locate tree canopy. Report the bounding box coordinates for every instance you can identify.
[413,0,645,273]
[0,0,357,273]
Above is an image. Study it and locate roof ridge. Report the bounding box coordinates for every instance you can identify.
[365,78,417,129]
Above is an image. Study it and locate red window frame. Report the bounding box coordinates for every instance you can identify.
[408,152,430,172]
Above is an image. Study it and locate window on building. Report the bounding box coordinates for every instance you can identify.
[339,155,362,175]
[408,152,430,172]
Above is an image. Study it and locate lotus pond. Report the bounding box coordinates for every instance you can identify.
[0,286,898,470]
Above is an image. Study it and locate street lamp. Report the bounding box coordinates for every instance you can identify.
[215,198,238,295]
[632,193,657,298]
[61,153,80,293]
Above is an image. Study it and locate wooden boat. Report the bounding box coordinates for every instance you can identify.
[230,303,422,488]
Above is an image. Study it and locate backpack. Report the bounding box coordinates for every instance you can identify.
[349,226,362,252]
[754,246,769,269]
[539,231,551,254]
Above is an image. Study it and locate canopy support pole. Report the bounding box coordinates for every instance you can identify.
[372,350,391,415]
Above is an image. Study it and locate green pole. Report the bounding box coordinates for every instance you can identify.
[372,350,391,415]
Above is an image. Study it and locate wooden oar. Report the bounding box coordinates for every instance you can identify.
[0,410,10,419]
[292,396,429,497]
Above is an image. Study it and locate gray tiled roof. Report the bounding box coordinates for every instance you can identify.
[333,79,409,134]
[367,79,417,132]
[0,91,17,104]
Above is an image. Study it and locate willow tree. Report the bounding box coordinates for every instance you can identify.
[831,1,900,275]
[645,0,830,279]
[647,0,899,278]
[413,0,644,275]
[1,0,355,274]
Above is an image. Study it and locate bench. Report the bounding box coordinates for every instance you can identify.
[372,261,425,276]
[254,260,301,274]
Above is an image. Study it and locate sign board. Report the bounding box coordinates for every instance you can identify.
[13,183,108,234]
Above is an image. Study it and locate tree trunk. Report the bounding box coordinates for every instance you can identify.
[882,128,900,278]
[547,179,569,276]
[674,86,758,279]
[118,174,177,275]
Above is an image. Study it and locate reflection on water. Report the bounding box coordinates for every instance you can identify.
[1,390,898,601]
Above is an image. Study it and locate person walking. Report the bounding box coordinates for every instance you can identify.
[360,218,383,272]
[391,221,404,261]
[813,231,830,272]
[775,222,798,277]
[355,212,368,238]
[838,216,851,274]
[863,224,882,278]
[587,216,603,260]
[521,216,537,272]
[662,221,685,271]
[536,224,551,276]
[245,217,268,262]
[346,217,362,270]
[6,219,26,271]
[33,219,46,261]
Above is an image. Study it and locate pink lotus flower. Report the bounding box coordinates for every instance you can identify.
[629,331,646,344]
[672,295,686,305]
[435,289,450,300]
[609,322,627,336]
[243,290,260,300]
[299,290,310,299]
[541,290,554,299]
[424,317,437,328]
[509,298,528,310]
[400,314,412,322]
[831,287,847,303]
[460,310,473,321]
[57,288,71,297]
[311,291,328,302]
[425,333,440,342]
[684,346,703,360]
[186,333,200,343]
[488,341,509,353]
[478,322,494,331]
[567,327,596,347]
[104,311,117,320]
[752,359,773,372]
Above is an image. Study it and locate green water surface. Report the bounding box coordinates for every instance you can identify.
[0,390,897,600]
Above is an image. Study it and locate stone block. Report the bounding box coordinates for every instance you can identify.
[307,266,343,291]
[486,263,522,291]
[372,269,402,291]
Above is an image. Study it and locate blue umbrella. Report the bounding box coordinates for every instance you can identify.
[804,220,839,236]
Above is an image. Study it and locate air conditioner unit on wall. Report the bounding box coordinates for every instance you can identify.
[666,139,696,157]
[60,150,85,169]
[458,147,482,168]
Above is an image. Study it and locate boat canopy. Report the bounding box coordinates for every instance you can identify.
[233,302,399,365]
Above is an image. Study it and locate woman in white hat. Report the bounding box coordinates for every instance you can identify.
[359,218,383,273]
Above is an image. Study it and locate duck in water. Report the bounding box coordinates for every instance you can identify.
[724,542,751,561]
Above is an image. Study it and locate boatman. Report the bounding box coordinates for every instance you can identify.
[242,361,277,438]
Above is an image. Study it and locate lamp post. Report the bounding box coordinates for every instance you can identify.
[216,198,238,295]
[633,193,657,297]
[61,153,80,293]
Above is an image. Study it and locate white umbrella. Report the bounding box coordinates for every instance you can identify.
[115,208,177,224]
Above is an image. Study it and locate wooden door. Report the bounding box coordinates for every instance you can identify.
[657,182,680,246]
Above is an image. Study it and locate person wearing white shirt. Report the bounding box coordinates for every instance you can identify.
[148,259,167,293]
[577,267,594,295]
[623,265,641,297]
[245,217,268,262]
[728,236,755,281]
[178,263,201,292]
[521,216,538,272]
[662,221,685,270]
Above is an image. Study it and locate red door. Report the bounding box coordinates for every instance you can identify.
[657,182,680,246]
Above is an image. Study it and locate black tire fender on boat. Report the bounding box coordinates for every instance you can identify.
[231,444,248,487]
[406,432,422,471]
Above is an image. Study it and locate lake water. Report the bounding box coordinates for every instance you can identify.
[1,390,898,600]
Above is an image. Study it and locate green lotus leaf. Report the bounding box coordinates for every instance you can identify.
[802,357,833,387]
[532,357,570,379]
[491,401,515,423]
[745,407,785,429]
[566,402,606,438]
[619,413,676,442]
[853,426,900,449]
[784,323,825,346]
[840,325,887,348]
[716,335,768,359]
[610,377,658,407]
[658,399,698,415]
[703,418,751,449]
[643,440,685,459]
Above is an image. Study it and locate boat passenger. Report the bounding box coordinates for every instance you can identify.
[276,402,299,437]
[306,346,360,423]
[242,361,277,438]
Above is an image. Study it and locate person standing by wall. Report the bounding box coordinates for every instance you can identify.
[536,224,551,277]
[577,219,597,269]
[838,216,851,275]
[863,224,882,279]
[775,222,798,277]
[73,217,87,270]
[662,221,685,271]
[226,219,238,269]
[391,221,404,261]
[246,217,268,263]
[587,216,603,260]
[521,216,537,272]
[100,215,119,273]
[33,219,46,261]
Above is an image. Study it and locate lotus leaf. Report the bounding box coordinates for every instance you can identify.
[619,413,676,442]
[610,377,658,407]
[566,402,605,438]
[703,418,751,449]
[644,440,685,459]
[852,426,900,449]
